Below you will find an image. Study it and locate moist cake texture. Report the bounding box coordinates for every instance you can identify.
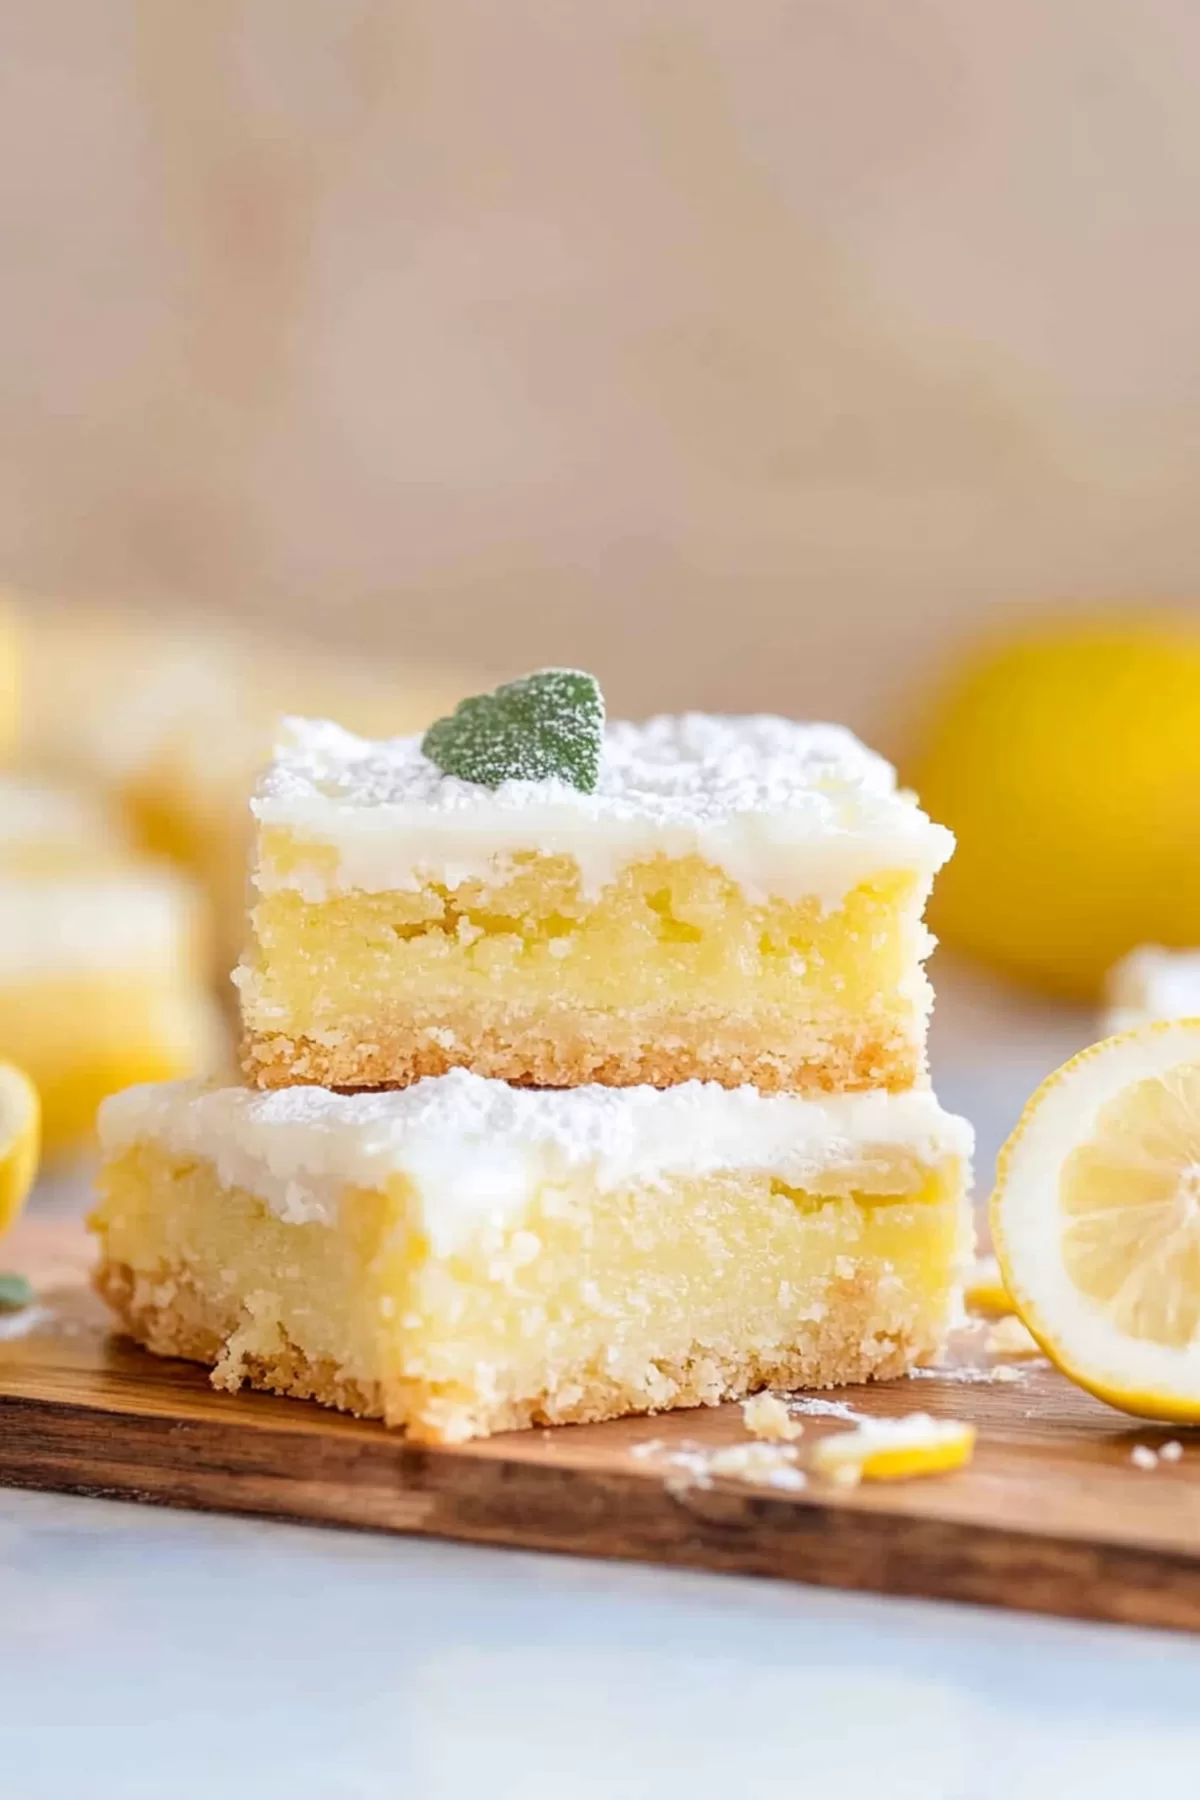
[91,1071,973,1444]
[237,714,954,1094]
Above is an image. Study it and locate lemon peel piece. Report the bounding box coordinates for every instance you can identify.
[811,1413,976,1487]
[964,1254,1013,1317]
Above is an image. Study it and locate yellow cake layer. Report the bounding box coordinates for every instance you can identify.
[91,1076,972,1443]
[239,853,933,1094]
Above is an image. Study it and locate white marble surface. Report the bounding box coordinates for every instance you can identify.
[4,1487,1200,1800]
[4,960,1192,1799]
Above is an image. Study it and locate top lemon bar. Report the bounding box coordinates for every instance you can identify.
[237,698,953,1095]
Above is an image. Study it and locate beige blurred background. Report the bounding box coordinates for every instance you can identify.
[2,1,1200,732]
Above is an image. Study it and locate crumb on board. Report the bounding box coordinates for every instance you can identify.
[628,1434,807,1494]
[908,1362,1027,1386]
[786,1394,869,1422]
[742,1392,804,1442]
[1131,1441,1185,1470]
[707,1442,807,1491]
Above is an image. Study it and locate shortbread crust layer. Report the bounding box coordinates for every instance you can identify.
[95,1251,938,1437]
[240,1008,915,1095]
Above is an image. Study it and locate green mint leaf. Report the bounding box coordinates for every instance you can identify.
[0,1272,33,1311]
[422,669,605,792]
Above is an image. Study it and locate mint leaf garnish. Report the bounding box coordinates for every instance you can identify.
[0,1272,33,1311]
[422,669,605,792]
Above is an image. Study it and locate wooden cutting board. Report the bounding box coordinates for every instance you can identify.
[3,1214,1200,1633]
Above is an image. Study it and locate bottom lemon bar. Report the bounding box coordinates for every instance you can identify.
[91,1072,973,1444]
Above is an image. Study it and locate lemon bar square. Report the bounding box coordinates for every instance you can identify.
[14,596,480,972]
[237,715,954,1095]
[0,866,221,1153]
[0,771,133,872]
[91,1072,973,1444]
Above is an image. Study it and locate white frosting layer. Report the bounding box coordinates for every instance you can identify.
[1104,945,1200,1034]
[0,869,201,979]
[100,1070,973,1254]
[0,774,125,851]
[252,715,954,907]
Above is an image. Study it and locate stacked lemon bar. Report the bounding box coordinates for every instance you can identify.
[91,672,973,1444]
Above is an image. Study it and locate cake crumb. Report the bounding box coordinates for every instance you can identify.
[636,1435,807,1494]
[985,1315,1041,1359]
[660,1443,716,1494]
[742,1393,804,1442]
[1131,1445,1159,1470]
[989,1363,1021,1383]
[908,1363,1023,1386]
[1160,1440,1184,1463]
[707,1442,805,1490]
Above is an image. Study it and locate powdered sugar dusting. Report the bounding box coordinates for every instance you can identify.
[785,1395,873,1423]
[98,1070,972,1249]
[264,713,899,823]
[906,1361,1044,1385]
[252,714,953,906]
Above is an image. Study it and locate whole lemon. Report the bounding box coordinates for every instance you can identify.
[908,614,1200,1000]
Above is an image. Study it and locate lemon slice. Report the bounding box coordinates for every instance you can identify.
[992,1019,1200,1420]
[810,1414,976,1486]
[0,1061,40,1235]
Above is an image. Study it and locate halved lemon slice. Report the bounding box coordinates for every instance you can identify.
[993,1019,1200,1420]
[0,1061,40,1235]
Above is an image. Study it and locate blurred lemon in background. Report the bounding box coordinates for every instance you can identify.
[910,613,1200,999]
[0,1061,40,1234]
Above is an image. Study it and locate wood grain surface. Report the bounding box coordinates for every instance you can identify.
[3,1216,1199,1633]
